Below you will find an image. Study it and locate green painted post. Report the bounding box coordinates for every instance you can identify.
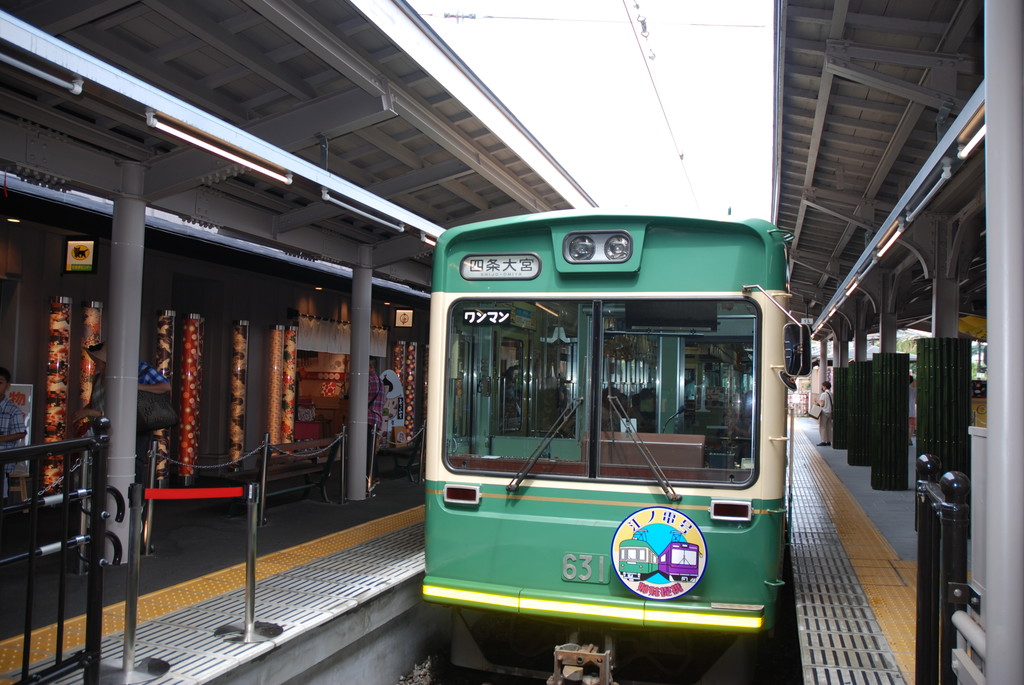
[832,367,848,450]
[870,353,909,490]
[847,362,872,466]
[917,338,971,475]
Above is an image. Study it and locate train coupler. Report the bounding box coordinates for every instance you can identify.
[546,642,617,685]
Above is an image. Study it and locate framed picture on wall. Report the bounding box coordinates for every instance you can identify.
[395,309,413,327]
[63,237,97,273]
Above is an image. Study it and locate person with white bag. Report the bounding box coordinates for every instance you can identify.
[816,381,833,446]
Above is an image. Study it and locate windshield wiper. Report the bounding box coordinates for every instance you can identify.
[507,398,583,493]
[606,394,681,502]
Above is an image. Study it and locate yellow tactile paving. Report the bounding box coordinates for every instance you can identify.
[0,506,425,678]
[804,440,917,681]
[0,644,49,680]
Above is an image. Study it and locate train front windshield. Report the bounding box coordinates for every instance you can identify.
[444,298,760,486]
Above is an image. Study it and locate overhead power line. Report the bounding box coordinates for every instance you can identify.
[620,0,699,211]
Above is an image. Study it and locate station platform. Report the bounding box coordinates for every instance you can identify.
[1,422,920,685]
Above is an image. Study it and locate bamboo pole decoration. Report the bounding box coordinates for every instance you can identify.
[43,296,72,486]
[79,301,103,417]
[229,320,249,463]
[267,325,285,444]
[281,325,297,443]
[177,313,203,482]
[153,310,176,484]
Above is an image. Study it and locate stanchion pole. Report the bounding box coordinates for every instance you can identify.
[258,433,270,526]
[338,429,347,505]
[215,483,282,643]
[98,484,170,684]
[141,441,157,556]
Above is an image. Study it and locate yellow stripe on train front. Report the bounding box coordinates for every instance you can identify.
[422,584,518,608]
[424,585,762,629]
[644,607,763,629]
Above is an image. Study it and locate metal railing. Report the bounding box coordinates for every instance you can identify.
[916,453,983,685]
[0,418,116,685]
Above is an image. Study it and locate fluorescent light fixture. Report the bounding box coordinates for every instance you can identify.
[958,123,986,159]
[146,110,292,185]
[828,306,838,319]
[321,187,405,233]
[421,232,437,247]
[905,158,953,223]
[844,279,860,297]
[0,51,83,94]
[876,220,905,258]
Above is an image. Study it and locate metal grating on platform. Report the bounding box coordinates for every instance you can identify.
[790,438,907,685]
[35,522,427,685]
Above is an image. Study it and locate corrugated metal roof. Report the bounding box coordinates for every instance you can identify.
[0,0,594,292]
[774,0,985,334]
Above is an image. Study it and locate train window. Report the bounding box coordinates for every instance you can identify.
[444,300,586,476]
[596,299,757,485]
[443,298,758,485]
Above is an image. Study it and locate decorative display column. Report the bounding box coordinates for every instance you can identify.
[403,342,418,435]
[153,310,176,485]
[43,296,72,487]
[79,301,103,422]
[228,320,249,464]
[281,325,297,443]
[267,325,285,444]
[177,313,203,485]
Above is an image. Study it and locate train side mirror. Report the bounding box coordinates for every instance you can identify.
[783,323,812,376]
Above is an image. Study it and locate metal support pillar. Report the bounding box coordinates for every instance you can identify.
[818,338,829,386]
[835,334,848,368]
[878,270,897,354]
[346,244,373,502]
[106,161,146,559]
[931,276,960,339]
[853,299,869,362]
[985,0,1024,682]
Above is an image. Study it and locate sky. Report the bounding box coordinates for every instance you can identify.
[409,0,776,220]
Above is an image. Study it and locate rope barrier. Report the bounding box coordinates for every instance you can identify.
[144,487,244,500]
[379,425,424,448]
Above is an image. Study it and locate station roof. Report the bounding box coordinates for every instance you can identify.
[2,1,989,334]
[0,0,594,296]
[774,1,986,336]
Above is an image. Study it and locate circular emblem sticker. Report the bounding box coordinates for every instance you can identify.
[611,506,707,600]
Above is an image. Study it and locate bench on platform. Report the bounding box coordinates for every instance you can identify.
[377,432,423,483]
[223,432,344,518]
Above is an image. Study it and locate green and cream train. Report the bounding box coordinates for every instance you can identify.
[422,211,810,684]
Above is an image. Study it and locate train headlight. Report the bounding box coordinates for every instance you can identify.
[604,234,632,261]
[563,231,633,264]
[567,235,596,260]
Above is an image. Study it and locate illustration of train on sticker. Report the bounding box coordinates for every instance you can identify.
[421,210,811,684]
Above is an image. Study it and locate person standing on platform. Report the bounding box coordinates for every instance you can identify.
[1,367,28,502]
[366,358,384,494]
[75,343,171,483]
[816,381,833,447]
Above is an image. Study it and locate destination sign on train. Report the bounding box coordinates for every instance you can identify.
[460,253,541,280]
